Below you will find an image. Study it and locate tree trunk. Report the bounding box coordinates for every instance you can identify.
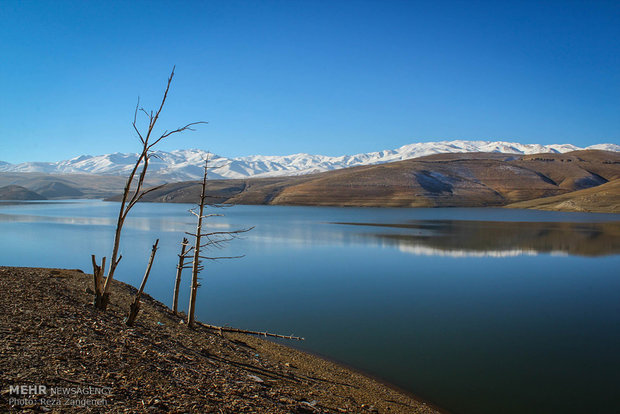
[173,238,188,314]
[187,163,208,328]
[91,255,106,308]
[99,213,125,310]
[126,239,159,326]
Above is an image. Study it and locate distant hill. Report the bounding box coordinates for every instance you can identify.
[0,173,162,199]
[0,185,46,200]
[29,181,84,198]
[1,140,618,181]
[120,150,620,212]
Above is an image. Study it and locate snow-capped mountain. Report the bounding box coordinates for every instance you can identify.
[1,140,618,182]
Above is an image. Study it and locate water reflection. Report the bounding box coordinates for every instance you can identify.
[0,213,114,226]
[335,220,620,257]
[0,213,195,232]
[1,202,619,414]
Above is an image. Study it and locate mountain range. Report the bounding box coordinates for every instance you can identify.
[2,140,618,181]
[107,149,620,213]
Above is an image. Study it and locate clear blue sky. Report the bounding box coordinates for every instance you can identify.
[1,0,619,163]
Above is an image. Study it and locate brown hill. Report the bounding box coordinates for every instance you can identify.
[0,173,163,199]
[507,178,620,213]
[109,176,304,205]
[268,150,619,207]
[29,181,84,198]
[132,150,620,212]
[0,185,46,200]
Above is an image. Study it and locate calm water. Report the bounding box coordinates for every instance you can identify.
[1,200,619,414]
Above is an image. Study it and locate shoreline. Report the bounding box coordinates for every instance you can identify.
[0,266,442,413]
[280,344,450,414]
[4,197,620,216]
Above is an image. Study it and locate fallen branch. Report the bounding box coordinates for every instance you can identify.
[197,321,304,341]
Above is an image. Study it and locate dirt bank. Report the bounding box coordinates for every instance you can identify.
[0,266,440,413]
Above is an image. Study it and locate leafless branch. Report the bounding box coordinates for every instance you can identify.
[189,210,224,219]
[127,183,167,209]
[200,237,235,247]
[149,121,208,150]
[199,228,254,237]
[133,98,145,144]
[199,255,245,260]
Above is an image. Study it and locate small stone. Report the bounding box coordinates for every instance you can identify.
[247,374,264,383]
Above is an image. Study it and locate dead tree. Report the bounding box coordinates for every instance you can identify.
[172,237,189,314]
[126,239,159,326]
[185,157,253,328]
[91,256,106,309]
[178,159,303,340]
[91,67,206,310]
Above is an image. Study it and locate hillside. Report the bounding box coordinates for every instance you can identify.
[0,173,163,199]
[28,181,84,198]
[128,150,620,212]
[0,185,46,200]
[507,179,620,213]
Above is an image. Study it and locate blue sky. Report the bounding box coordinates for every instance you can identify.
[1,0,618,163]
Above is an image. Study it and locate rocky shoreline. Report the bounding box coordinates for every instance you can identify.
[0,266,441,413]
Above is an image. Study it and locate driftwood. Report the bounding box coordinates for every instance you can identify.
[197,321,304,341]
[126,239,159,326]
[172,238,189,314]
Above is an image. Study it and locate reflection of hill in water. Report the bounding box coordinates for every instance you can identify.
[336,220,620,257]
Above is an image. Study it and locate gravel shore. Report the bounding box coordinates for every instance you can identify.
[0,266,441,413]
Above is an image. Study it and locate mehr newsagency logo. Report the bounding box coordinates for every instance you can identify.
[7,383,111,408]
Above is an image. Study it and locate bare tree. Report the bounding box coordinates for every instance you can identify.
[172,158,303,340]
[184,157,253,328]
[172,237,189,314]
[125,239,159,326]
[92,67,206,310]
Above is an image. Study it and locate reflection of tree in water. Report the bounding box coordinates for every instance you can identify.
[335,220,620,257]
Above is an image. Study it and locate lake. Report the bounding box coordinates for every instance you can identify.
[1,200,619,414]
